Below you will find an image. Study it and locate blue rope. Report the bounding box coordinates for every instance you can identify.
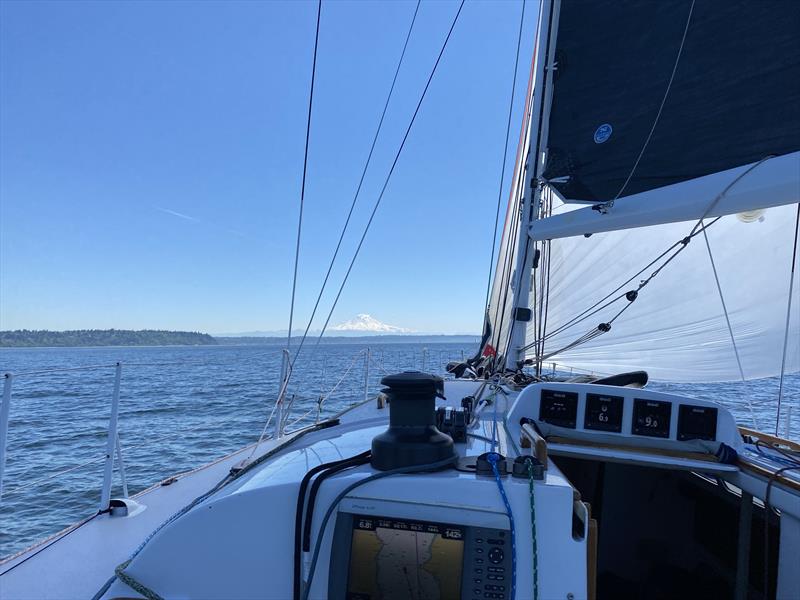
[487,452,516,600]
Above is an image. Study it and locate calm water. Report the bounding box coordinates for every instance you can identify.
[0,342,797,559]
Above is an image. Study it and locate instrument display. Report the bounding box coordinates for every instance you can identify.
[584,393,624,433]
[632,399,671,438]
[677,404,718,441]
[347,515,464,600]
[539,389,578,428]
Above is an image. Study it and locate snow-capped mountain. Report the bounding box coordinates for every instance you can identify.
[331,314,412,334]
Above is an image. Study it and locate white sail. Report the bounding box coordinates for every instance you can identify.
[526,201,799,381]
[482,0,800,382]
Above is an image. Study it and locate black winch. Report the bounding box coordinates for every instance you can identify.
[370,371,457,471]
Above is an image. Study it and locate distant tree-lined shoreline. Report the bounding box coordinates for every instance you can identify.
[0,329,217,348]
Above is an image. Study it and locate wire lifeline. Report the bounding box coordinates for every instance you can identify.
[300,455,458,600]
[487,452,516,600]
[287,0,322,350]
[288,0,422,369]
[310,0,466,349]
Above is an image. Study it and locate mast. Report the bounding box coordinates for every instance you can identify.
[504,0,561,371]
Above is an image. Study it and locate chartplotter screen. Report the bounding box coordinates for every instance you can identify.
[345,515,464,600]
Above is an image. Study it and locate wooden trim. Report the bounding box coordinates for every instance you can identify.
[520,423,548,469]
[545,435,722,463]
[738,427,800,452]
[738,458,800,493]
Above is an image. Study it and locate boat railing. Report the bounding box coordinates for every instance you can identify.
[0,362,125,513]
[0,345,466,519]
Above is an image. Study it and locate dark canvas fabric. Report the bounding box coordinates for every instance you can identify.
[543,0,800,202]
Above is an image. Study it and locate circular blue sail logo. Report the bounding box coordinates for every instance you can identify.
[594,123,613,144]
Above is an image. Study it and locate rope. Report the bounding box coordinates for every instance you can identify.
[701,224,759,430]
[776,203,800,435]
[487,452,516,600]
[527,459,539,600]
[482,0,527,326]
[287,0,322,349]
[606,0,695,205]
[288,0,421,368]
[310,0,466,350]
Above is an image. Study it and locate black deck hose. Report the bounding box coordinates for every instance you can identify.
[293,450,370,600]
[302,452,372,551]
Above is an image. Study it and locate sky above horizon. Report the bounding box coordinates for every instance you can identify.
[0,0,537,335]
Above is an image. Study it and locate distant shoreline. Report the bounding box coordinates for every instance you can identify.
[0,329,479,348]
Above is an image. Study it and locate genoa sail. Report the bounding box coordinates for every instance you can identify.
[483,0,800,382]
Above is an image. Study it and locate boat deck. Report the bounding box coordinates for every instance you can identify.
[0,434,289,600]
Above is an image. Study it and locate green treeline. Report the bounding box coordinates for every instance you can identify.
[0,329,218,347]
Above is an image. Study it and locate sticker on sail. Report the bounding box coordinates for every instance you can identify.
[594,123,613,144]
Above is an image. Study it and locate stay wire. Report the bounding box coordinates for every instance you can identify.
[483,0,527,322]
[775,202,800,436]
[287,0,322,350]
[702,224,759,430]
[311,0,466,349]
[288,0,422,370]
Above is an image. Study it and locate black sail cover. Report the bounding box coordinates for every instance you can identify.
[543,0,800,202]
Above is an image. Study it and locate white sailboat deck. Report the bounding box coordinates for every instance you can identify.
[0,380,508,599]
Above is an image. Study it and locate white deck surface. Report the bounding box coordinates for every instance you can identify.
[0,434,289,600]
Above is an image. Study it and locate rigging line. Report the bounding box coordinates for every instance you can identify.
[288,0,422,369]
[609,0,695,204]
[287,0,322,350]
[701,224,759,430]
[499,0,558,369]
[311,0,467,348]
[689,156,774,238]
[520,216,723,353]
[775,202,800,436]
[524,216,725,357]
[488,24,539,359]
[483,0,527,321]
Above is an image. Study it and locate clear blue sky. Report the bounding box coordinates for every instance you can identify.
[0,0,536,335]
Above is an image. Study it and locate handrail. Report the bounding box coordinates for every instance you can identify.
[0,363,128,510]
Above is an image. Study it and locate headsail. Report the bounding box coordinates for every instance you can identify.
[483,0,800,382]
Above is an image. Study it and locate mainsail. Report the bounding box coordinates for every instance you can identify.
[484,0,800,382]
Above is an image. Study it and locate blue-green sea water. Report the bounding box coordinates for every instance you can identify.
[0,342,797,559]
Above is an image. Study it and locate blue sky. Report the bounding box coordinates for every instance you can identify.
[0,0,536,335]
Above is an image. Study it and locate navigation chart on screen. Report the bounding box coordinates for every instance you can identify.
[346,516,464,600]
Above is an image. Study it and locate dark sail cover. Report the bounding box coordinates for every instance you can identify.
[543,0,800,202]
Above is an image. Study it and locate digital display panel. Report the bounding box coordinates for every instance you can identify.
[584,393,624,432]
[539,389,578,428]
[678,404,718,441]
[347,515,464,600]
[632,399,671,438]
